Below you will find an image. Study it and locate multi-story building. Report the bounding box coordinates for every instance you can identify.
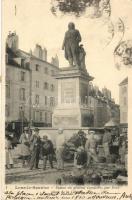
[119,77,128,124]
[119,77,128,135]
[88,83,120,127]
[5,32,59,134]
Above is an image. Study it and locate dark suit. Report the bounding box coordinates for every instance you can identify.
[41,140,54,170]
[29,134,41,169]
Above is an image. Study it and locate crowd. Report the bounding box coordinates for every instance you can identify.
[5,127,66,170]
[5,127,127,172]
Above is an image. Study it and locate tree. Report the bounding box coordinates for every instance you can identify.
[51,0,100,17]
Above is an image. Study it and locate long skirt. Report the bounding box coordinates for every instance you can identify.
[13,144,31,159]
[6,149,13,165]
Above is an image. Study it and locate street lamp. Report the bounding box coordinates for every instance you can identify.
[19,105,24,135]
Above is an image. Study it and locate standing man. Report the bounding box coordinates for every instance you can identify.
[29,128,41,170]
[56,128,66,170]
[41,135,54,170]
[62,22,81,68]
[85,130,98,166]
[102,128,112,159]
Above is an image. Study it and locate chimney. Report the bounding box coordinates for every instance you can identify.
[33,44,43,59]
[51,54,59,67]
[42,48,47,61]
[6,31,19,52]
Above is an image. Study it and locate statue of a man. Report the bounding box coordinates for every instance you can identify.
[62,22,81,68]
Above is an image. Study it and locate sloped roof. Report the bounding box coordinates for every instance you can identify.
[119,77,128,86]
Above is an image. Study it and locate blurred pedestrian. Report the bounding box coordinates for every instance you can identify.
[5,134,14,169]
[56,128,66,170]
[29,128,41,170]
[19,127,32,167]
[75,146,87,167]
[102,128,112,158]
[85,130,98,166]
[73,129,86,166]
[41,135,54,170]
[75,129,86,148]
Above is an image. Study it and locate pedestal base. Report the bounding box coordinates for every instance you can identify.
[52,106,93,128]
[52,67,94,128]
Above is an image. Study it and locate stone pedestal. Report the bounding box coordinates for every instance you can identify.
[52,67,94,128]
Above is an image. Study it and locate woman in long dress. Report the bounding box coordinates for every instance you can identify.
[19,128,32,167]
[5,135,14,169]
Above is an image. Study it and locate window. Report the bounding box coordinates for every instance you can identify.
[6,84,10,98]
[45,112,47,123]
[5,105,10,117]
[35,81,39,88]
[19,88,25,101]
[35,95,39,104]
[51,70,54,76]
[50,97,54,106]
[36,111,40,122]
[33,111,40,122]
[25,62,30,69]
[40,112,43,122]
[21,59,25,67]
[44,82,48,90]
[19,106,25,119]
[44,67,48,74]
[51,84,55,91]
[33,111,35,121]
[20,71,25,81]
[36,64,39,71]
[45,96,47,105]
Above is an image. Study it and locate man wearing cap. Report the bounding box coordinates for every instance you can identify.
[73,129,86,166]
[29,128,41,170]
[41,135,54,170]
[55,128,66,170]
[102,128,112,158]
[85,130,98,166]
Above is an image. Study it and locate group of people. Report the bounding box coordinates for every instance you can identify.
[5,126,127,171]
[5,127,66,170]
[73,130,98,168]
[74,127,127,168]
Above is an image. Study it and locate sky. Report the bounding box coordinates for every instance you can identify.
[3,0,132,103]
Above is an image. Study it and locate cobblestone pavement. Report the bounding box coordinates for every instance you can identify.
[5,161,74,185]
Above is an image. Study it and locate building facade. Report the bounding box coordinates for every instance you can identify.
[6,32,59,134]
[119,77,128,124]
[88,84,120,127]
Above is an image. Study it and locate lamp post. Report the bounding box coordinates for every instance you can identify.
[20,105,24,135]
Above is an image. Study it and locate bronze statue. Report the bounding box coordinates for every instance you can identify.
[62,22,81,68]
[78,44,87,71]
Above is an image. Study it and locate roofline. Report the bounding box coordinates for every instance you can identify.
[119,77,128,86]
[19,49,59,70]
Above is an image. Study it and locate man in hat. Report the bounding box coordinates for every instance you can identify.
[41,135,54,170]
[29,128,41,170]
[85,130,98,166]
[73,129,86,166]
[102,128,112,159]
[55,128,66,170]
